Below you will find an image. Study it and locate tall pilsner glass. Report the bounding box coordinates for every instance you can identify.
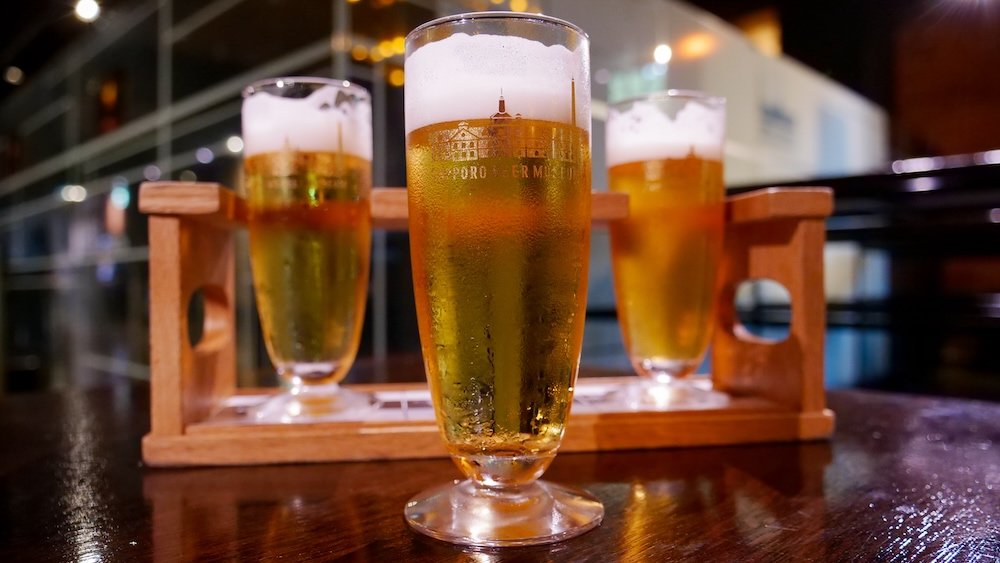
[242,78,373,422]
[607,91,728,409]
[403,12,603,546]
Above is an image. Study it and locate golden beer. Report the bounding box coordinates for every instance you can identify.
[609,155,724,376]
[245,150,371,385]
[403,12,602,546]
[407,116,590,479]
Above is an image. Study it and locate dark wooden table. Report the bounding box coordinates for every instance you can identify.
[1,379,998,562]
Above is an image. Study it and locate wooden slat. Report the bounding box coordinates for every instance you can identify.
[138,182,629,229]
[142,407,834,466]
[146,217,184,436]
[371,189,629,228]
[593,191,630,224]
[371,188,408,230]
[727,187,833,224]
[139,182,246,225]
[137,182,833,227]
[142,376,835,466]
[146,212,237,437]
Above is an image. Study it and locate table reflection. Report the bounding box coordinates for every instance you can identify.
[143,459,446,561]
[143,442,831,560]
[544,442,832,560]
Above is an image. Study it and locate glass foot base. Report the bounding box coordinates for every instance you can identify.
[405,479,604,547]
[253,384,375,423]
[619,377,729,411]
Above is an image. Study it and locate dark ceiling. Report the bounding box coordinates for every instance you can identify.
[0,1,130,102]
[2,0,997,114]
[0,0,915,109]
[687,0,921,109]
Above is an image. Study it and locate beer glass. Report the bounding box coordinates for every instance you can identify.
[403,12,603,546]
[241,78,373,422]
[607,91,728,409]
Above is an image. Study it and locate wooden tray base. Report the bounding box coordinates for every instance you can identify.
[142,377,834,467]
[139,184,835,467]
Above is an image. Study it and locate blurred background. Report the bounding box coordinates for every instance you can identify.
[0,0,997,399]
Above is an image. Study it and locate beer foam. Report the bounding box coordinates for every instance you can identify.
[405,33,590,133]
[242,84,373,159]
[606,99,725,167]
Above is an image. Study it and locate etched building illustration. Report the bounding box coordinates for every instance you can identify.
[430,81,579,163]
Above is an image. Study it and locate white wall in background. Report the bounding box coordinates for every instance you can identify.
[551,0,889,186]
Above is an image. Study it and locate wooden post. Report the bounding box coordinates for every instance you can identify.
[141,182,240,435]
[712,188,833,412]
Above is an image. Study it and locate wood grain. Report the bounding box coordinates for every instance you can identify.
[146,213,236,435]
[141,381,833,466]
[138,182,834,467]
[1,383,997,561]
[726,186,833,224]
[370,187,409,230]
[370,188,631,229]
[138,182,628,229]
[714,188,832,413]
[139,182,246,225]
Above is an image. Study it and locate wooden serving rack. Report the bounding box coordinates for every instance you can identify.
[139,182,834,467]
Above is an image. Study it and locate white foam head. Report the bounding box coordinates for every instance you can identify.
[242,82,372,160]
[405,33,590,133]
[606,97,725,167]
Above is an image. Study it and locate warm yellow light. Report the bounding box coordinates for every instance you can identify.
[736,7,782,57]
[347,0,361,3]
[351,44,368,61]
[510,0,527,12]
[388,68,405,87]
[377,40,394,58]
[74,0,100,22]
[632,484,647,501]
[677,33,717,59]
[99,80,118,108]
[392,35,406,55]
[370,50,384,63]
[653,44,672,64]
[490,0,504,4]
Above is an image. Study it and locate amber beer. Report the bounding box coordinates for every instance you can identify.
[407,116,591,476]
[245,150,371,385]
[404,13,600,547]
[609,155,724,377]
